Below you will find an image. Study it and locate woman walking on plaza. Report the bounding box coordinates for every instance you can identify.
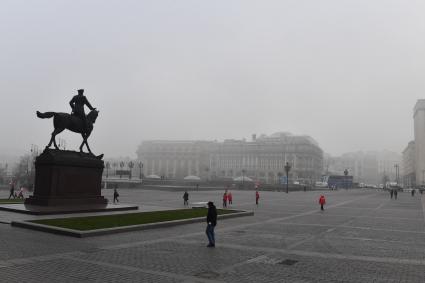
[255,190,260,206]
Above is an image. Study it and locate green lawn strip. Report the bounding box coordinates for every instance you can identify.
[30,209,241,231]
[0,199,24,204]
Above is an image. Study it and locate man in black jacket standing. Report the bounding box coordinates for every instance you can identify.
[206,201,217,247]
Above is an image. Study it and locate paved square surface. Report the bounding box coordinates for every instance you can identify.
[1,188,425,282]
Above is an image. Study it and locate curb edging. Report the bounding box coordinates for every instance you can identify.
[11,211,254,238]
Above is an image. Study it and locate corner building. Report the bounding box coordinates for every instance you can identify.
[414,100,425,186]
[402,141,415,187]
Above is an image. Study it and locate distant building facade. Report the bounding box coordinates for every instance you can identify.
[210,133,323,184]
[136,141,215,179]
[325,150,401,185]
[414,100,425,186]
[401,141,415,187]
[136,132,324,184]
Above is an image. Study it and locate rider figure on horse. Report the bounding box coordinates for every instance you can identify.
[69,89,96,132]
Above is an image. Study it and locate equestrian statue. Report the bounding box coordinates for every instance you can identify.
[36,89,102,158]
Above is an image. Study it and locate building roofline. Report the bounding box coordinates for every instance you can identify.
[413,100,425,118]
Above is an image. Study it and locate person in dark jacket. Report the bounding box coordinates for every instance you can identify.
[206,201,217,247]
[113,188,119,204]
[183,191,189,206]
[8,181,15,200]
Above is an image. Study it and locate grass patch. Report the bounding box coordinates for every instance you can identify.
[0,198,24,204]
[31,209,240,231]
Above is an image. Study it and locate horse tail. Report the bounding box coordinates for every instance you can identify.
[36,111,55,119]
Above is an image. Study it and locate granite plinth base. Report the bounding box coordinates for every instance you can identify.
[0,203,138,215]
[27,149,106,207]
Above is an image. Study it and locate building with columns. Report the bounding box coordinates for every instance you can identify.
[210,132,323,184]
[136,140,215,179]
[414,100,425,186]
[136,132,323,184]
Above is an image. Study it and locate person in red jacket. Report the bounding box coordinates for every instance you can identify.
[227,191,233,205]
[255,190,260,206]
[222,191,228,208]
[319,195,326,211]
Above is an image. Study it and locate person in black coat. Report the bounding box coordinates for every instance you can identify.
[183,191,189,206]
[206,201,217,247]
[113,188,119,204]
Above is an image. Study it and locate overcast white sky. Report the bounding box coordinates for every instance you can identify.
[1,0,424,158]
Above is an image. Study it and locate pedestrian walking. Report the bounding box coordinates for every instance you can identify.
[113,188,119,204]
[255,190,260,206]
[394,189,398,200]
[228,191,233,205]
[319,195,326,211]
[183,191,189,206]
[206,201,217,247]
[304,186,307,192]
[222,192,228,208]
[390,189,394,199]
[8,181,15,200]
[411,189,415,197]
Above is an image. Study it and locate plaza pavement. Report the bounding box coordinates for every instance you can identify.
[0,188,425,282]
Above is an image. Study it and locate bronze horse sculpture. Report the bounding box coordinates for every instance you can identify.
[36,109,101,157]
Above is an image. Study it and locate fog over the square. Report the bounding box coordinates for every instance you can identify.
[1,0,424,158]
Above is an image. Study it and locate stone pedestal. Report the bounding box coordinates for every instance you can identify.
[25,149,108,206]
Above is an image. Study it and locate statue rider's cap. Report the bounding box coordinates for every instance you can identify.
[78,89,84,94]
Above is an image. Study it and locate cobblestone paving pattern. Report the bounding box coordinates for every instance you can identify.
[0,189,425,282]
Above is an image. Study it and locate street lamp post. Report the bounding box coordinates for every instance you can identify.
[284,162,291,193]
[344,169,349,189]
